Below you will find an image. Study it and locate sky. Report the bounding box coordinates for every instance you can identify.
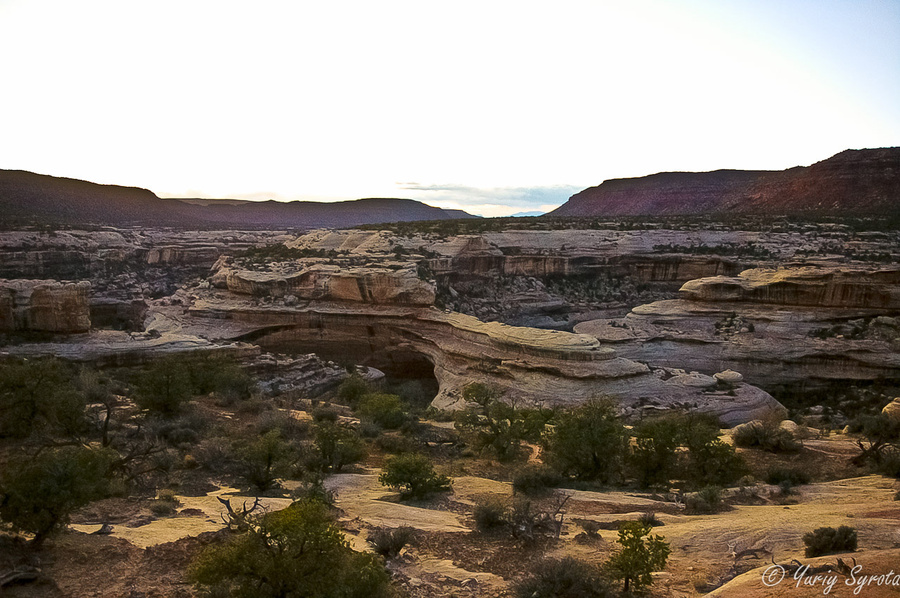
[1,0,898,217]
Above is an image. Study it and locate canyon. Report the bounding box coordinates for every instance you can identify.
[2,219,898,427]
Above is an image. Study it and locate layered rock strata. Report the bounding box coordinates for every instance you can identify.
[182,291,785,425]
[0,279,91,332]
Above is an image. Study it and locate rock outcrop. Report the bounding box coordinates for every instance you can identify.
[575,265,900,390]
[680,267,900,309]
[0,279,91,332]
[211,261,435,306]
[181,290,786,425]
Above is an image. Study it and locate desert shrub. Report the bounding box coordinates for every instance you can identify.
[877,447,900,478]
[256,409,309,440]
[684,486,724,514]
[375,432,421,454]
[629,416,682,488]
[765,467,811,487]
[0,357,86,438]
[0,446,117,545]
[234,430,296,494]
[605,521,671,594]
[290,474,336,506]
[849,413,900,467]
[337,374,370,406]
[893,490,900,501]
[358,393,408,430]
[311,404,340,422]
[454,383,529,461]
[312,422,366,472]
[803,526,858,557]
[638,512,663,527]
[512,557,613,598]
[378,453,451,500]
[473,497,508,532]
[686,438,749,488]
[189,498,392,598]
[512,465,563,496]
[192,437,234,472]
[732,421,801,453]
[150,490,180,517]
[368,526,415,557]
[135,356,193,415]
[545,398,628,483]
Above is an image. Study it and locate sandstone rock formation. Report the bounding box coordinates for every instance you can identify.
[0,279,91,332]
[211,260,435,306]
[575,265,900,390]
[179,289,786,426]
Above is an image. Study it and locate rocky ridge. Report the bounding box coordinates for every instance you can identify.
[552,147,900,217]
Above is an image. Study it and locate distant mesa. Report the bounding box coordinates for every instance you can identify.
[0,170,476,229]
[510,211,546,217]
[550,147,900,217]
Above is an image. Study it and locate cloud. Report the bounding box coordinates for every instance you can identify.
[396,183,580,217]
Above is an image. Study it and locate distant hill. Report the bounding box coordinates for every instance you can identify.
[0,170,475,228]
[550,147,900,217]
[510,211,546,217]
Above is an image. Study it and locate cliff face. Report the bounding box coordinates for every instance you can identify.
[0,279,91,332]
[551,147,900,217]
[680,267,900,309]
[212,261,436,306]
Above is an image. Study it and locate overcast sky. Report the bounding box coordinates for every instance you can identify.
[1,0,898,217]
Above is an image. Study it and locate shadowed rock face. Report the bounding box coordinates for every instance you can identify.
[552,147,900,217]
[0,279,91,332]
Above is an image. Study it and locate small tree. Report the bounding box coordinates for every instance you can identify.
[379,453,451,500]
[235,430,295,494]
[358,393,408,430]
[629,417,682,488]
[312,421,366,472]
[0,446,116,546]
[135,356,193,415]
[606,521,670,593]
[337,374,370,406]
[454,383,528,461]
[189,498,393,598]
[546,398,628,483]
[0,357,86,439]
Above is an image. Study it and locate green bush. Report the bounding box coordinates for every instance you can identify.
[189,498,393,598]
[765,467,811,487]
[454,383,529,461]
[312,422,366,473]
[685,486,724,514]
[473,498,508,532]
[0,446,116,545]
[0,357,86,438]
[368,526,415,557]
[686,438,749,488]
[512,557,613,598]
[638,512,663,527]
[732,421,801,453]
[337,374,370,406]
[512,465,562,496]
[545,398,628,483]
[378,453,451,500]
[629,417,682,488]
[605,521,670,594]
[235,430,296,494]
[803,526,858,557]
[358,393,408,430]
[135,356,193,415]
